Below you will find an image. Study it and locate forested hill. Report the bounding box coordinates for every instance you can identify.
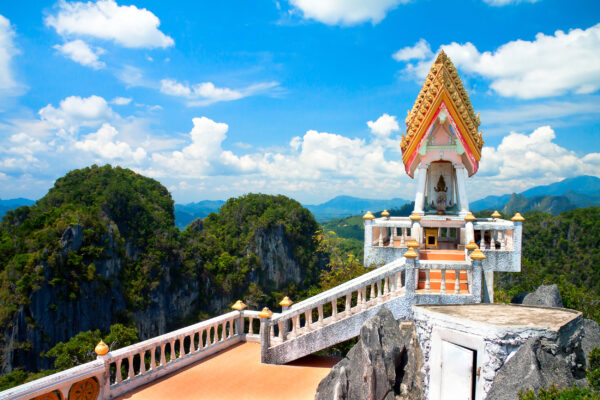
[0,165,323,379]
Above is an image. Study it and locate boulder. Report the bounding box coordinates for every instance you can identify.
[582,319,600,366]
[486,337,575,400]
[521,284,563,308]
[314,307,423,400]
[59,224,83,253]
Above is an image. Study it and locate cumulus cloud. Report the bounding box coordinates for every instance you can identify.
[289,0,407,25]
[0,14,19,92]
[39,95,115,133]
[110,96,132,105]
[75,123,146,163]
[367,114,400,137]
[392,39,432,62]
[54,39,105,69]
[395,23,600,99]
[45,0,174,49]
[474,126,600,196]
[160,79,280,106]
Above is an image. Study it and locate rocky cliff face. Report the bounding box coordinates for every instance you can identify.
[0,167,320,375]
[315,308,423,400]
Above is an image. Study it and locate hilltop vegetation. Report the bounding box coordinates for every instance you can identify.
[0,165,324,382]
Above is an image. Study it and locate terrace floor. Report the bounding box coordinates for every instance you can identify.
[116,342,339,400]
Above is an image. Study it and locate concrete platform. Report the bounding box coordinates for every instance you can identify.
[115,342,339,400]
[414,303,581,331]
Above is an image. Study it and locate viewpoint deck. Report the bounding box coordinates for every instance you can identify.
[115,342,339,400]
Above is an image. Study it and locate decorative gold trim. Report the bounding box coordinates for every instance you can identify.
[466,240,478,251]
[403,248,418,259]
[68,377,99,400]
[409,213,422,221]
[232,300,247,311]
[258,307,273,318]
[464,212,477,222]
[491,210,502,218]
[511,212,525,222]
[279,297,293,307]
[402,51,483,165]
[381,209,390,217]
[94,340,108,356]
[363,211,375,220]
[470,249,486,261]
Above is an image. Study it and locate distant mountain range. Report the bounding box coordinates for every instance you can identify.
[470,175,600,214]
[304,196,411,222]
[0,198,35,219]
[3,175,599,227]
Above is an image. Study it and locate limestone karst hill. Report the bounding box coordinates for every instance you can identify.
[0,165,323,375]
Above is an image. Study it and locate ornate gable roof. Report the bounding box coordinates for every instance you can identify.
[401,51,484,170]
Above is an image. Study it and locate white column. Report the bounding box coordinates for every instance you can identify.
[455,164,470,216]
[413,165,428,215]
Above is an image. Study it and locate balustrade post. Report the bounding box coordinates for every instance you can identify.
[401,228,406,247]
[500,230,506,250]
[248,318,254,335]
[425,269,431,293]
[361,287,367,310]
[331,299,338,321]
[160,344,166,367]
[258,308,273,364]
[378,227,384,247]
[179,337,184,357]
[94,342,110,398]
[384,277,390,296]
[345,293,351,315]
[150,347,156,370]
[396,271,403,293]
[128,355,134,380]
[306,310,312,330]
[318,304,324,325]
[170,341,176,361]
[293,315,299,337]
[455,269,461,294]
[481,230,486,250]
[370,283,376,301]
[440,270,446,294]
[140,352,146,374]
[116,359,123,384]
[389,227,395,247]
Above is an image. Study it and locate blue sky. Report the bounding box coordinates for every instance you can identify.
[0,0,599,204]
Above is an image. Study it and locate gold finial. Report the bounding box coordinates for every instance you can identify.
[407,238,420,249]
[279,297,293,307]
[465,240,478,251]
[403,248,418,259]
[470,249,486,261]
[409,213,421,221]
[381,210,390,218]
[258,307,273,318]
[232,300,247,311]
[511,212,525,222]
[491,210,501,218]
[363,211,375,220]
[464,212,476,222]
[95,340,109,356]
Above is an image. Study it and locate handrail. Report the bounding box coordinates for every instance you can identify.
[272,258,407,323]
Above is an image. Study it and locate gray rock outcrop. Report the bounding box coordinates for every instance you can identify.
[519,284,563,307]
[486,334,584,400]
[582,319,600,365]
[314,307,423,400]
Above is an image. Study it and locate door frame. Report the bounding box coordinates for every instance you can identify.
[429,327,486,400]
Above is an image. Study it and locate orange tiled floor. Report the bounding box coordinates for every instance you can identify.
[116,342,339,400]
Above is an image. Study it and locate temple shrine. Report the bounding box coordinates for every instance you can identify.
[5,52,585,400]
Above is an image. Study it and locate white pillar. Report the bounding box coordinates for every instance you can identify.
[455,165,469,216]
[413,165,428,215]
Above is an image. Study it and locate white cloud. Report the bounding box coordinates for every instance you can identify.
[473,126,600,196]
[392,39,432,62]
[367,114,400,137]
[160,79,280,106]
[289,0,406,25]
[75,123,146,163]
[483,0,539,6]
[0,14,19,92]
[46,0,173,49]
[111,96,132,105]
[397,23,600,99]
[39,95,115,133]
[54,39,105,69]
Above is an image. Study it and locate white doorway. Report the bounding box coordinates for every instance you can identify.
[440,341,476,400]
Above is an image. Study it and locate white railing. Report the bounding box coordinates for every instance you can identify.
[370,217,412,248]
[473,219,515,251]
[268,258,407,346]
[0,310,261,400]
[415,262,472,295]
